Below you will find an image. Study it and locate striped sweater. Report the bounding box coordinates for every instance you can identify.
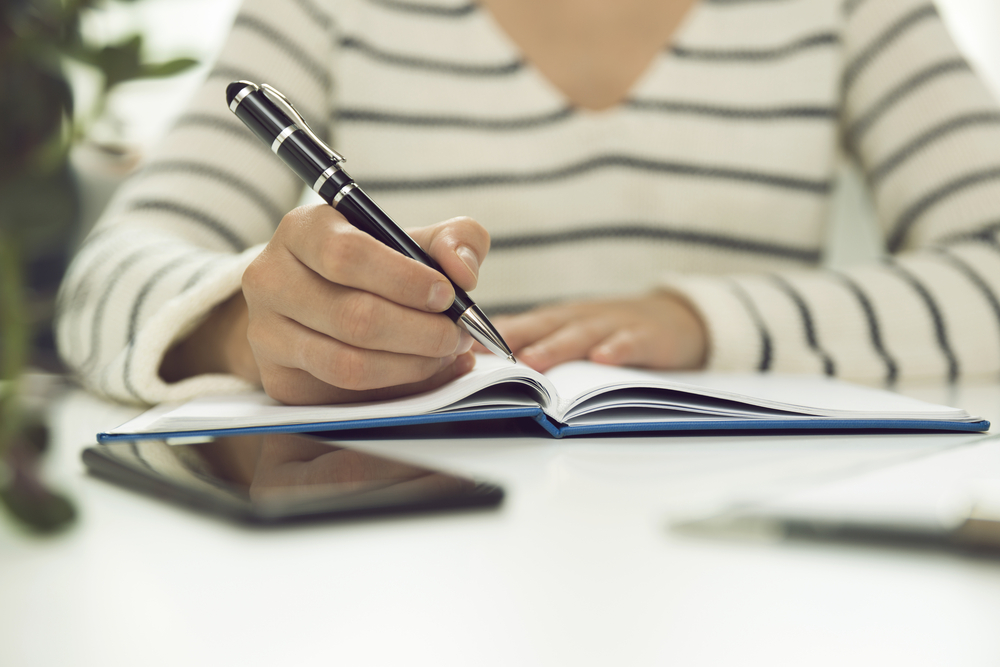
[56,0,1000,404]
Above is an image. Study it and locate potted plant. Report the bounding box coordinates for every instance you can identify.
[0,0,197,532]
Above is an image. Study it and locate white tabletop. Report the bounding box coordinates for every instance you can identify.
[3,380,1000,667]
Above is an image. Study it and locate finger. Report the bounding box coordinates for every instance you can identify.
[590,323,705,370]
[251,312,476,397]
[589,327,650,367]
[410,216,490,292]
[493,307,578,355]
[260,352,475,405]
[262,259,472,357]
[275,205,456,312]
[253,314,458,391]
[517,317,617,372]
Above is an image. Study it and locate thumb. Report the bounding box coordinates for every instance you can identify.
[409,216,490,292]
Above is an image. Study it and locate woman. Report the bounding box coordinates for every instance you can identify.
[57,0,1000,405]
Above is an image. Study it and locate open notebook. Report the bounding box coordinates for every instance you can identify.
[99,354,989,442]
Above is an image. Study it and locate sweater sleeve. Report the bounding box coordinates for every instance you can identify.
[55,0,338,404]
[665,0,1000,384]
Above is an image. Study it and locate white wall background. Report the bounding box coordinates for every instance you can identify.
[937,0,1000,97]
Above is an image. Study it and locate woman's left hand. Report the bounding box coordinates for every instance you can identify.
[493,292,708,373]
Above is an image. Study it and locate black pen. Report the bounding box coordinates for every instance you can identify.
[226,81,514,363]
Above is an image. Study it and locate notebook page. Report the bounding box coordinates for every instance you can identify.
[541,362,975,423]
[108,354,554,435]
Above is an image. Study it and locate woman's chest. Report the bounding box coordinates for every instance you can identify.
[326,0,844,250]
[475,0,700,111]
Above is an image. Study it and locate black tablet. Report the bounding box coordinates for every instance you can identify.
[82,432,503,525]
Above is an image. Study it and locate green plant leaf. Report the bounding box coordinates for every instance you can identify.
[0,165,77,253]
[69,34,199,92]
[0,233,28,388]
[0,61,73,183]
[0,481,77,534]
[83,33,145,91]
[139,56,199,79]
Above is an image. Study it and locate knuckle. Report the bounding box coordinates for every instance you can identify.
[340,292,381,344]
[259,365,296,404]
[447,216,490,252]
[276,206,315,240]
[394,268,432,307]
[430,322,460,357]
[243,246,290,300]
[245,317,267,346]
[261,376,291,404]
[468,219,491,252]
[616,330,640,354]
[340,227,369,260]
[275,208,301,233]
[581,319,608,339]
[319,229,355,270]
[241,258,267,294]
[328,348,369,391]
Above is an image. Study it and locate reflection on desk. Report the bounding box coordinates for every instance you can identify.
[82,432,503,524]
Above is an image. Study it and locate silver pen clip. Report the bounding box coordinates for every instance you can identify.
[260,83,345,164]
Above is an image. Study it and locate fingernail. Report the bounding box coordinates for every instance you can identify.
[521,345,548,367]
[427,280,453,311]
[439,354,458,369]
[456,330,474,354]
[590,345,615,364]
[457,246,479,280]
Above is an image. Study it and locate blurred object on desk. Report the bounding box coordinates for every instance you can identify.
[675,434,1000,556]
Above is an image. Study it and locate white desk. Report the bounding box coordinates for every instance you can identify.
[3,381,1000,667]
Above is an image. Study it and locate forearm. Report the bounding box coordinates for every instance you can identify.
[160,290,260,386]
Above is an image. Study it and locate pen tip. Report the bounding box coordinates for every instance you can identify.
[507,354,516,364]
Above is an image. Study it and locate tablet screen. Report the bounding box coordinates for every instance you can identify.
[83,432,503,524]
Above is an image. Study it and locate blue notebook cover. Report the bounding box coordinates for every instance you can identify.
[97,405,991,443]
[97,357,991,443]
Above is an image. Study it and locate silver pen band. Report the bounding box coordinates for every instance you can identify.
[332,182,357,208]
[271,124,299,153]
[312,165,339,194]
[228,84,255,112]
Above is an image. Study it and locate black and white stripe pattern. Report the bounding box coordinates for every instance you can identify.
[56,0,1000,404]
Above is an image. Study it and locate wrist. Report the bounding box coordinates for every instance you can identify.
[160,291,260,385]
[652,290,708,369]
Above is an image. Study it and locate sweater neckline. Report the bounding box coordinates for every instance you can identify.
[470,0,704,117]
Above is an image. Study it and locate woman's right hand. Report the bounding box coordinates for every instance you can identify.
[162,205,489,405]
